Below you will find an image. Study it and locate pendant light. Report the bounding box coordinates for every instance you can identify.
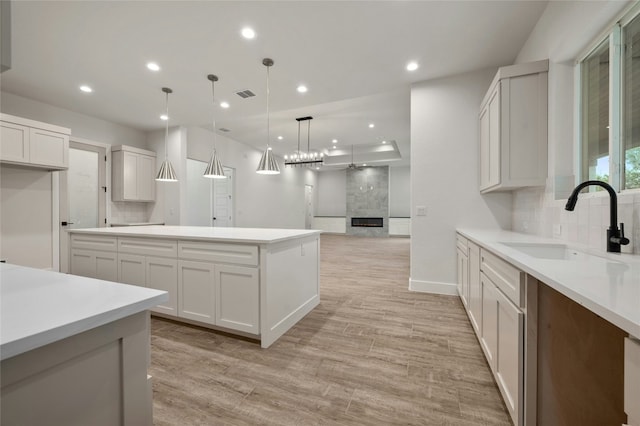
[203,74,226,179]
[156,87,178,182]
[256,58,280,175]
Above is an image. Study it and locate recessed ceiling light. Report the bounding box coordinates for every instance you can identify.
[316,167,320,170]
[220,101,230,109]
[363,164,367,167]
[297,85,308,93]
[146,62,160,72]
[79,85,93,93]
[382,140,387,144]
[368,123,375,128]
[277,136,283,140]
[332,139,338,143]
[406,61,419,71]
[241,27,255,39]
[160,114,168,121]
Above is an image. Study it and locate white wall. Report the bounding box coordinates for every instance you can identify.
[0,165,55,269]
[410,68,512,294]
[173,126,316,229]
[0,92,147,148]
[389,166,410,217]
[510,0,640,254]
[316,170,347,217]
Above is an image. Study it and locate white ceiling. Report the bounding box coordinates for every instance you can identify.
[0,1,548,167]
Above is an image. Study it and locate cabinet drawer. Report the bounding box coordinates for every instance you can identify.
[481,249,524,307]
[456,234,468,253]
[178,241,258,266]
[70,234,117,252]
[118,237,177,257]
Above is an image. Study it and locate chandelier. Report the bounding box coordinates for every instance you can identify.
[284,116,324,168]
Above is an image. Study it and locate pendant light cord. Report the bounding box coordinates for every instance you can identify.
[164,91,170,161]
[210,78,216,151]
[266,65,270,149]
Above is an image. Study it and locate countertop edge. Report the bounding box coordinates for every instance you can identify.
[69,226,322,244]
[1,293,168,361]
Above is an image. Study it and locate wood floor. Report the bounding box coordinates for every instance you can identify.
[150,234,511,425]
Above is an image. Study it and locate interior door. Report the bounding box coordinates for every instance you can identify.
[213,167,234,227]
[304,184,314,229]
[59,141,107,273]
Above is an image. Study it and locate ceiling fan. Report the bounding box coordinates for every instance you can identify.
[346,145,364,170]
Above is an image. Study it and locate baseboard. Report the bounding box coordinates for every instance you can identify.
[408,278,458,295]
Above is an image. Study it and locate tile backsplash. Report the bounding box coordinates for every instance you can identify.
[110,202,150,224]
[512,183,640,255]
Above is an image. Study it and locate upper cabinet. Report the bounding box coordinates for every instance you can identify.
[0,113,70,170]
[111,145,156,202]
[479,60,548,193]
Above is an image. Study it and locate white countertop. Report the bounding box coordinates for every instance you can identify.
[110,222,165,227]
[0,263,168,360]
[458,229,640,338]
[70,225,322,244]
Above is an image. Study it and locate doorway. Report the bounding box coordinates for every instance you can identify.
[185,158,234,227]
[59,141,107,272]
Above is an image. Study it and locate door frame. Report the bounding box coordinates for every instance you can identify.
[59,138,108,273]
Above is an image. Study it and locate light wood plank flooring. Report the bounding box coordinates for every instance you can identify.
[150,234,511,425]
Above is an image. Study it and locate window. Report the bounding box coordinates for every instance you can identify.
[580,5,640,191]
[581,39,610,185]
[623,13,640,189]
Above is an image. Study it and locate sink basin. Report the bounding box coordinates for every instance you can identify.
[499,242,590,260]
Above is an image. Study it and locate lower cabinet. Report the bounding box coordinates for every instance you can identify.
[70,249,118,282]
[71,235,261,336]
[118,253,178,316]
[178,260,216,325]
[215,264,259,334]
[177,260,259,332]
[457,233,525,426]
[480,271,524,426]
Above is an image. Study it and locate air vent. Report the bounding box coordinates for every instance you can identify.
[235,89,256,99]
[219,128,230,132]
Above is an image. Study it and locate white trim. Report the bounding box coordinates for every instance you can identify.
[575,1,640,64]
[408,278,458,295]
[52,171,60,272]
[610,24,622,192]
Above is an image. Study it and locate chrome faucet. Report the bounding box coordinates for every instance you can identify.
[565,180,630,253]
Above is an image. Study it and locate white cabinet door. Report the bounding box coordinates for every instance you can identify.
[177,260,216,325]
[122,151,138,200]
[29,127,68,169]
[457,248,469,308]
[70,249,96,278]
[480,272,498,367]
[479,105,490,190]
[137,155,155,202]
[487,85,501,189]
[118,253,146,286]
[147,256,177,316]
[0,121,29,163]
[494,284,524,425]
[468,241,481,333]
[71,249,117,282]
[625,338,640,426]
[215,264,259,334]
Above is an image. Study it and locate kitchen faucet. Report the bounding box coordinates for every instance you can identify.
[565,180,630,253]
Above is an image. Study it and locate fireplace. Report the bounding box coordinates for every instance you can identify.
[351,217,383,228]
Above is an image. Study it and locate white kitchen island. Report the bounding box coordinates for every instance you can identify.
[0,263,167,426]
[68,226,322,348]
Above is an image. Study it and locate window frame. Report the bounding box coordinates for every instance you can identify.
[576,2,640,194]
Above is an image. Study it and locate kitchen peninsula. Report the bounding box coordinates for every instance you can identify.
[68,226,321,348]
